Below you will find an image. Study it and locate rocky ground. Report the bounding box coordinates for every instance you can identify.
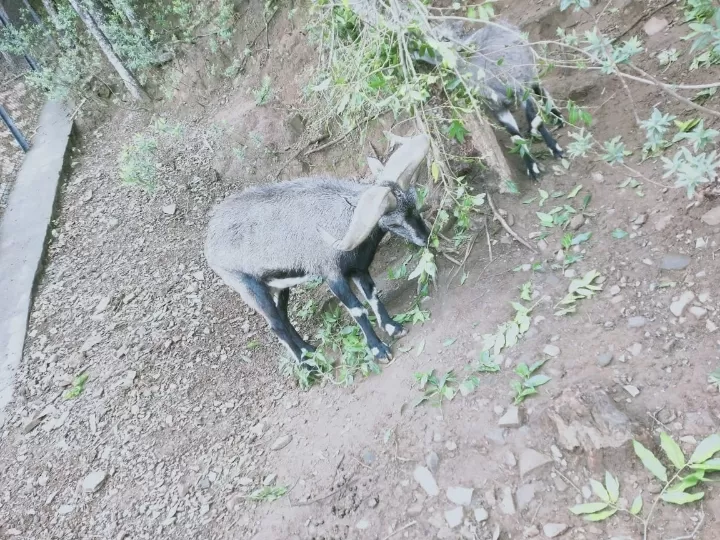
[1,0,719,539]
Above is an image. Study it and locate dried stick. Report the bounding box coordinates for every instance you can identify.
[486,193,537,254]
[668,507,705,540]
[484,215,493,262]
[381,521,417,540]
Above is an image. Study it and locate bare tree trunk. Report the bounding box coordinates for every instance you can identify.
[66,0,149,101]
[40,0,59,24]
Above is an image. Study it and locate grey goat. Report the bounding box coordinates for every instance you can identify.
[416,20,564,180]
[205,134,431,364]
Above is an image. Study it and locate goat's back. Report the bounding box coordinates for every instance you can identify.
[205,177,367,278]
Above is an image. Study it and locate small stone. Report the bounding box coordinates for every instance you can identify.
[262,473,277,486]
[597,352,613,367]
[670,291,695,317]
[698,292,710,303]
[356,519,370,530]
[543,523,569,538]
[701,206,720,226]
[445,441,457,451]
[610,285,621,296]
[445,507,464,528]
[543,345,560,357]
[628,316,647,328]
[82,470,107,493]
[537,239,549,252]
[407,503,423,516]
[499,486,516,515]
[498,406,522,427]
[474,506,489,522]
[591,172,604,183]
[525,525,541,537]
[660,254,691,271]
[270,434,292,451]
[655,215,673,231]
[515,484,536,510]
[519,449,552,478]
[367,496,379,508]
[192,271,205,281]
[447,486,474,506]
[689,306,707,319]
[628,342,642,357]
[505,452,517,467]
[362,449,376,465]
[426,451,440,473]
[413,466,439,496]
[707,320,718,332]
[569,214,585,231]
[80,334,103,353]
[162,204,176,215]
[643,16,668,36]
[624,385,640,398]
[634,213,647,226]
[57,504,75,515]
[94,296,111,315]
[107,217,119,230]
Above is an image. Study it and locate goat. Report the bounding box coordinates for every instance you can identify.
[416,20,564,180]
[205,134,431,364]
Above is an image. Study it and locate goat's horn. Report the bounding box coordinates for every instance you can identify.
[326,186,396,252]
[377,133,430,190]
[367,156,384,177]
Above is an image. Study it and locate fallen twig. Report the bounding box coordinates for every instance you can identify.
[484,215,493,263]
[668,507,705,540]
[381,521,417,540]
[487,193,537,254]
[304,126,356,156]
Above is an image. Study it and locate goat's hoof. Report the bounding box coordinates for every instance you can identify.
[385,321,407,338]
[371,343,393,363]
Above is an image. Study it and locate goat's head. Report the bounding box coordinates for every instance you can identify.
[326,134,431,252]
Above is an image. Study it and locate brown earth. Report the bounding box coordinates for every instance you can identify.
[1,1,719,539]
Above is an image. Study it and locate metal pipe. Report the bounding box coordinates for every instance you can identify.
[0,104,30,152]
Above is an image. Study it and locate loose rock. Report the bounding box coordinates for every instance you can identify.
[474,507,489,522]
[162,203,177,215]
[597,352,613,367]
[445,507,464,528]
[543,344,560,357]
[701,206,720,226]
[543,523,569,538]
[499,486,516,515]
[519,449,553,478]
[643,17,668,36]
[498,406,522,428]
[413,466,439,496]
[627,317,646,328]
[689,306,707,319]
[670,291,695,317]
[569,214,585,231]
[447,486,473,506]
[82,470,107,493]
[660,254,691,271]
[426,451,440,473]
[270,434,292,451]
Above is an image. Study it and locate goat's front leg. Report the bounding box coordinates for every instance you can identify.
[495,109,542,181]
[327,277,393,362]
[352,272,407,338]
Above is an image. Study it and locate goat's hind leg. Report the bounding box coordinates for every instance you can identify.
[221,271,309,364]
[274,288,315,356]
[327,277,393,362]
[522,97,563,159]
[352,272,407,339]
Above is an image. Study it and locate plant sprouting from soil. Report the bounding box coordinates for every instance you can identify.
[248,485,288,502]
[570,433,720,539]
[511,358,551,404]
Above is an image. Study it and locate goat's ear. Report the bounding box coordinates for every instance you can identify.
[367,157,384,178]
[321,186,396,252]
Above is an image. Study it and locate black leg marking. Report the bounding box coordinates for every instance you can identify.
[275,288,315,356]
[532,83,564,127]
[523,98,563,159]
[220,271,308,362]
[495,108,542,181]
[327,277,392,361]
[352,272,406,339]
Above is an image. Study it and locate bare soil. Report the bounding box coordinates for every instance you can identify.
[1,1,720,539]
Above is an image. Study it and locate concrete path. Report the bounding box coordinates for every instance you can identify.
[0,101,73,427]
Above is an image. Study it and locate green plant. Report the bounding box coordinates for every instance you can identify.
[511,359,550,404]
[254,75,273,105]
[709,366,720,390]
[570,433,720,540]
[555,270,603,316]
[248,485,288,502]
[414,369,457,407]
[64,373,89,399]
[482,299,537,356]
[119,134,158,190]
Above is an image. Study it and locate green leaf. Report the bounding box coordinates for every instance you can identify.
[690,458,720,471]
[668,471,704,493]
[415,339,425,356]
[612,228,628,239]
[524,374,551,388]
[630,494,643,515]
[661,491,704,505]
[569,502,609,515]
[605,471,619,503]
[443,338,456,347]
[431,161,440,182]
[590,479,610,502]
[633,440,668,482]
[585,507,617,521]
[661,432,686,469]
[572,232,592,246]
[689,434,720,464]
[567,184,583,198]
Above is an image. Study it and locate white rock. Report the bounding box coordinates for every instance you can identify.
[82,470,107,493]
[670,291,695,317]
[447,486,474,506]
[57,504,75,515]
[474,506,489,522]
[162,204,177,215]
[356,519,370,530]
[444,507,464,528]
[498,406,522,427]
[413,466,439,496]
[701,206,720,226]
[519,449,552,477]
[624,385,640,398]
[499,486,516,515]
[270,435,292,450]
[543,344,560,357]
[707,320,718,333]
[689,306,707,319]
[543,523,569,537]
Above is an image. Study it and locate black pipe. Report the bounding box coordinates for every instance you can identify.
[0,104,30,152]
